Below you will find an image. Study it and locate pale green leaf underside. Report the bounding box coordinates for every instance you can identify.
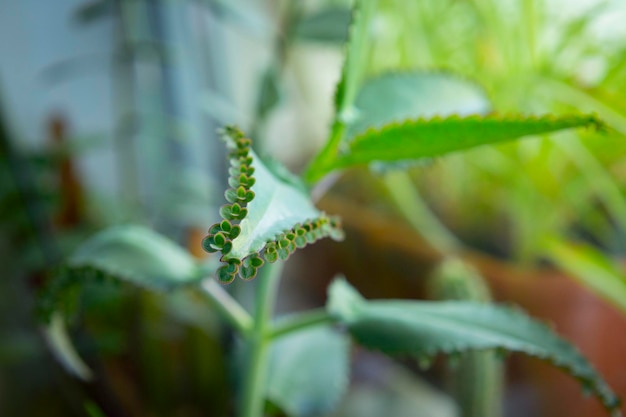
[543,237,626,315]
[334,114,603,168]
[227,149,322,260]
[267,326,350,417]
[327,279,621,415]
[347,72,490,139]
[69,224,201,290]
[333,0,376,116]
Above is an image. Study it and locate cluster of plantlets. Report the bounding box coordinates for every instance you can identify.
[201,127,344,283]
[35,1,624,417]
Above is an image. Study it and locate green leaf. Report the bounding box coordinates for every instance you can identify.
[292,7,352,44]
[346,72,491,139]
[303,0,377,184]
[427,259,503,417]
[39,226,205,381]
[226,145,332,259]
[542,237,626,315]
[334,0,377,119]
[68,225,201,290]
[203,128,343,283]
[267,326,350,417]
[38,225,202,324]
[327,279,621,416]
[333,114,603,169]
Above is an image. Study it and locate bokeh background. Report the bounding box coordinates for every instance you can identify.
[2,0,626,416]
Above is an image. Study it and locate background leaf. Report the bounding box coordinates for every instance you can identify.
[68,224,201,290]
[267,326,350,417]
[334,114,603,168]
[303,0,377,183]
[40,226,205,323]
[39,225,205,381]
[292,7,352,44]
[327,279,621,416]
[542,237,626,315]
[346,72,490,139]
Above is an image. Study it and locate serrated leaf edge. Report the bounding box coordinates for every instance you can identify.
[203,128,345,284]
[347,302,621,416]
[334,113,605,167]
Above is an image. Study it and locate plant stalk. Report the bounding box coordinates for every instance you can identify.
[270,309,334,340]
[240,261,284,417]
[384,171,462,255]
[303,0,377,184]
[200,279,253,335]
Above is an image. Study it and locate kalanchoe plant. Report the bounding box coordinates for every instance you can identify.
[201,126,343,284]
[38,1,623,417]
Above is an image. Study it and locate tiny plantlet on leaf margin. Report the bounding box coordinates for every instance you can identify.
[202,127,344,284]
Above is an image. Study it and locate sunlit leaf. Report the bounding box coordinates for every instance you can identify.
[334,0,377,118]
[303,0,377,183]
[333,114,603,169]
[543,237,626,315]
[327,279,621,416]
[267,326,350,417]
[346,72,490,139]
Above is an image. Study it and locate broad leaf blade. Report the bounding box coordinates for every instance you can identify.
[347,72,491,139]
[40,225,201,323]
[543,237,626,315]
[327,279,621,415]
[334,114,603,168]
[228,151,322,259]
[39,225,202,380]
[267,326,350,417]
[69,225,201,290]
[202,128,343,283]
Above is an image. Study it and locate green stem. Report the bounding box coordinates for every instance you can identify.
[383,171,462,255]
[304,120,346,184]
[270,309,335,340]
[240,261,284,417]
[199,279,253,335]
[303,0,377,184]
